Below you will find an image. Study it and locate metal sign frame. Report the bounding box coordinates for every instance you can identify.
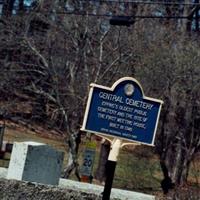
[81,77,163,146]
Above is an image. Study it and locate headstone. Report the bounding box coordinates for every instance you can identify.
[7,141,64,185]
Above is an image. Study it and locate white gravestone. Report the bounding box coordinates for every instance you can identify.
[7,142,64,185]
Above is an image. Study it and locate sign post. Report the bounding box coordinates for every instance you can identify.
[102,138,122,200]
[81,77,163,200]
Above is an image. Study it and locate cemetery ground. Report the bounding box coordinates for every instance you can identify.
[1,120,200,200]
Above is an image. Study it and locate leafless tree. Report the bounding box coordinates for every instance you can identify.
[0,0,135,179]
[0,0,199,186]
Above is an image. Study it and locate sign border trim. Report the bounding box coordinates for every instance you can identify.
[81,77,163,146]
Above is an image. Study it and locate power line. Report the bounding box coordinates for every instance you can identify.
[80,0,200,6]
[1,8,195,19]
[8,10,193,19]
[16,9,187,19]
[46,11,192,19]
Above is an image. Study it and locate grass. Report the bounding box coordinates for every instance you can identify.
[113,150,162,192]
[188,159,200,186]
[3,123,66,150]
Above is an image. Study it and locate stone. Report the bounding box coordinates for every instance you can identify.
[59,179,156,200]
[0,178,102,200]
[7,142,64,185]
[0,167,7,178]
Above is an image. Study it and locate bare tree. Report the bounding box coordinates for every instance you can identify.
[0,0,136,179]
[0,0,199,186]
[132,23,200,186]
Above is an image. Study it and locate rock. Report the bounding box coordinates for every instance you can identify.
[0,178,102,200]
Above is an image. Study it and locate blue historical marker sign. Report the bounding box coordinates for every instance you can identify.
[81,77,163,145]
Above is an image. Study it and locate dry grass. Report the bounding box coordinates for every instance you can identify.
[3,121,66,150]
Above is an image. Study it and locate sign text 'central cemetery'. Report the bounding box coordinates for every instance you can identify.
[82,77,163,145]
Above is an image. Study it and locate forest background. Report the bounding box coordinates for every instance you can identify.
[0,0,200,199]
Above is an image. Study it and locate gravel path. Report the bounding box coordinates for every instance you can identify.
[0,167,155,200]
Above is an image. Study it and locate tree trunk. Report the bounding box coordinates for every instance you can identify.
[161,141,192,187]
[62,130,81,181]
[171,140,185,184]
[179,159,191,184]
[18,0,24,12]
[31,96,47,123]
[2,0,15,17]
